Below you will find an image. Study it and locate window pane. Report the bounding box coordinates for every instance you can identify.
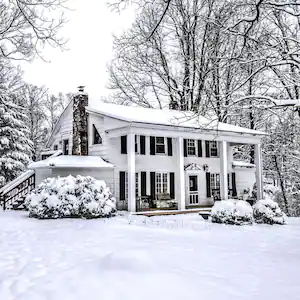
[210,141,218,157]
[156,137,164,144]
[163,173,168,193]
[156,144,165,154]
[156,173,161,194]
[187,139,196,156]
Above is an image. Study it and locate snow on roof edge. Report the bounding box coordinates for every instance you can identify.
[86,106,266,136]
[233,161,256,168]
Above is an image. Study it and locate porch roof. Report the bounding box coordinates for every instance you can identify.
[28,155,114,170]
[87,101,266,136]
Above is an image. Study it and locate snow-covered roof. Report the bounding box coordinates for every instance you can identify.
[88,101,266,136]
[40,149,63,156]
[272,99,299,107]
[232,161,255,168]
[28,155,114,169]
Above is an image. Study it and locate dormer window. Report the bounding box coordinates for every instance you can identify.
[93,124,102,145]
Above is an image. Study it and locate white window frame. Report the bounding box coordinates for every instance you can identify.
[187,139,197,156]
[155,137,167,154]
[156,172,169,194]
[125,172,140,200]
[210,141,219,157]
[210,173,220,195]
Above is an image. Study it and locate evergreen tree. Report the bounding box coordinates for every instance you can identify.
[0,94,32,188]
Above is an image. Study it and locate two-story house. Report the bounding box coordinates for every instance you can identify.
[0,87,265,212]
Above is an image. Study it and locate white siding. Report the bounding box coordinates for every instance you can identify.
[35,169,52,185]
[48,102,73,153]
[235,168,256,198]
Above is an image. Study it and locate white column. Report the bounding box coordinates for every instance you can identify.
[177,137,185,210]
[127,132,136,212]
[255,143,263,200]
[219,140,228,200]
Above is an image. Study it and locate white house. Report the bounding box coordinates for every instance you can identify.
[0,87,265,212]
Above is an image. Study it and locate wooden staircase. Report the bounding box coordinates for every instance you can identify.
[0,170,35,210]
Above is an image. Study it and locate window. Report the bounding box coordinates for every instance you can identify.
[210,173,220,197]
[135,135,139,153]
[63,139,69,155]
[53,145,58,150]
[93,124,102,145]
[156,172,168,194]
[125,172,139,199]
[155,137,165,154]
[187,139,196,156]
[210,141,218,157]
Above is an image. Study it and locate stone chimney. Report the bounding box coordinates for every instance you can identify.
[72,86,89,156]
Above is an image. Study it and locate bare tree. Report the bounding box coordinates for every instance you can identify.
[0,0,68,61]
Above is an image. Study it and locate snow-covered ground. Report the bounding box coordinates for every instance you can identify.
[0,212,299,300]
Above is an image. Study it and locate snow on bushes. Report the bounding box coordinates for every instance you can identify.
[253,198,286,225]
[211,199,254,225]
[26,175,116,219]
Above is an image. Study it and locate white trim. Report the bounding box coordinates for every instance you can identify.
[177,137,185,210]
[255,144,263,200]
[219,141,228,200]
[106,125,263,144]
[127,132,136,212]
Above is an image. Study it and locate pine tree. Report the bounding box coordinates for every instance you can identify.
[0,94,32,188]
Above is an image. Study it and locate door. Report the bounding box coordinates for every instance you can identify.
[188,175,199,205]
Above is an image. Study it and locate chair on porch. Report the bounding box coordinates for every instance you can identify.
[212,188,236,201]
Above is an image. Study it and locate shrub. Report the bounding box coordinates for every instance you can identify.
[26,175,116,219]
[211,199,253,225]
[253,197,286,225]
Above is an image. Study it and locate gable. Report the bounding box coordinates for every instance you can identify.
[46,100,73,148]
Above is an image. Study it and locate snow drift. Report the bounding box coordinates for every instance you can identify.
[253,198,286,225]
[211,199,254,225]
[26,175,116,219]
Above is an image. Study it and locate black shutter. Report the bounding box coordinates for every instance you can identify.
[141,172,147,196]
[167,138,173,156]
[205,141,210,157]
[232,173,237,197]
[184,139,187,157]
[140,135,146,155]
[121,136,127,154]
[150,172,156,199]
[150,136,155,155]
[197,140,202,157]
[170,172,175,199]
[206,172,211,198]
[119,171,126,200]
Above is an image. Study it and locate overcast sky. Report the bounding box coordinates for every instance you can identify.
[20,0,135,100]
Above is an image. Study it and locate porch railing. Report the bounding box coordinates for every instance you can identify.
[117,195,178,212]
[0,172,35,210]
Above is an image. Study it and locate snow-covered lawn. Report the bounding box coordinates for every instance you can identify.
[0,212,299,300]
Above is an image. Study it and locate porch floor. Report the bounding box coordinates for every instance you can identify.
[134,206,212,217]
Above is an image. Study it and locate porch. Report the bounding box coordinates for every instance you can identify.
[107,127,264,213]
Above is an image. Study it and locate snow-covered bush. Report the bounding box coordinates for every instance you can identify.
[253,197,286,225]
[211,199,253,225]
[26,175,116,219]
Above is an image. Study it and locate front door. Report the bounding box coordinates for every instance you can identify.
[188,175,199,205]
